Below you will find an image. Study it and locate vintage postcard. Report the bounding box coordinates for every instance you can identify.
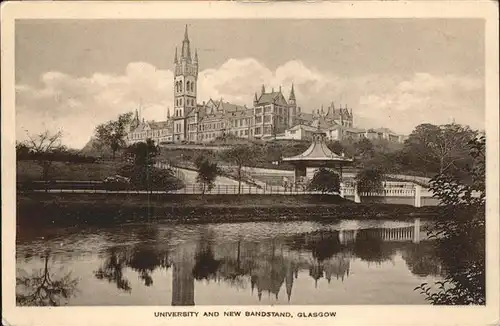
[1,1,499,326]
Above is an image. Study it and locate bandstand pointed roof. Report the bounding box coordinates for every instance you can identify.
[282,129,353,164]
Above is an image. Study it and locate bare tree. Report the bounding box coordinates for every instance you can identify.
[219,144,258,194]
[23,130,64,182]
[16,250,79,306]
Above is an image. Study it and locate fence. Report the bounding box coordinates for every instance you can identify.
[169,184,334,195]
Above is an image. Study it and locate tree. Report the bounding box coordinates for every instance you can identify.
[124,138,159,167]
[94,112,133,159]
[415,135,485,305]
[16,250,79,306]
[195,157,219,194]
[354,138,375,161]
[22,130,64,182]
[307,168,340,194]
[403,123,476,176]
[355,167,385,194]
[219,144,258,194]
[119,139,183,191]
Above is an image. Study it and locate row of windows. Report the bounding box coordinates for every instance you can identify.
[254,106,289,115]
[200,132,221,140]
[175,80,195,93]
[232,118,251,128]
[130,129,170,140]
[201,122,225,131]
[175,97,196,107]
[229,129,249,137]
[175,66,197,76]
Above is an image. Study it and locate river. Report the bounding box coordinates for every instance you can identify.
[15,218,444,306]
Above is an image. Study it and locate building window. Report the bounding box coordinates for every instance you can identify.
[264,115,271,123]
[255,127,261,134]
[256,116,262,123]
[255,108,262,115]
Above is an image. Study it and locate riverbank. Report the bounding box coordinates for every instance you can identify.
[17,192,442,226]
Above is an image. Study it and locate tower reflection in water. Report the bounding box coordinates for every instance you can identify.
[91,218,440,305]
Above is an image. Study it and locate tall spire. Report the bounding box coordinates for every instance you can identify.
[194,49,198,63]
[181,24,191,61]
[174,47,178,63]
[184,24,189,41]
[261,84,265,95]
[289,83,296,101]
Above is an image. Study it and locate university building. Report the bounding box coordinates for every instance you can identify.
[126,26,406,145]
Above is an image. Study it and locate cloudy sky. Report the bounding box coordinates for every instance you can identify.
[15,19,485,148]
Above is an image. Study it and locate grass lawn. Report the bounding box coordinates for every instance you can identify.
[17,160,119,182]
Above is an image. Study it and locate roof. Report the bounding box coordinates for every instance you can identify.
[283,133,353,163]
[219,101,246,112]
[256,91,287,106]
[130,120,172,133]
[149,121,172,130]
[310,117,335,130]
[342,126,366,133]
[296,112,314,123]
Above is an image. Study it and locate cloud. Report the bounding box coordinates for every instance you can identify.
[16,59,484,149]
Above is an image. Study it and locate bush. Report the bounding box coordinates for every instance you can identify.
[355,168,385,194]
[414,136,485,305]
[307,168,340,194]
[118,165,184,191]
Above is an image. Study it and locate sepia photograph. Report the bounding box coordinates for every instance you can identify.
[2,1,499,326]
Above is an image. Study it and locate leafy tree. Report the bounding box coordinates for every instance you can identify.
[94,112,133,159]
[415,135,485,305]
[307,168,340,194]
[402,123,476,176]
[124,138,159,167]
[22,130,64,182]
[219,144,259,194]
[354,138,375,161]
[119,139,182,191]
[355,167,385,194]
[195,157,219,194]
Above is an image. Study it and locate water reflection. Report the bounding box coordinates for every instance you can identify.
[16,250,79,306]
[16,218,445,306]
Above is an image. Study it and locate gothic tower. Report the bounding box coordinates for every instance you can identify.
[173,25,198,141]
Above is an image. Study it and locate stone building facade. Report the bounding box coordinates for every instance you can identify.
[126,25,356,145]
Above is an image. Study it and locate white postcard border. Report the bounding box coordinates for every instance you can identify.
[1,2,499,326]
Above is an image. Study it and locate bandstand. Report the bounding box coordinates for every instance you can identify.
[282,127,354,187]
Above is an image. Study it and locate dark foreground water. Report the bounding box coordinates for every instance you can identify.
[16,218,444,306]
